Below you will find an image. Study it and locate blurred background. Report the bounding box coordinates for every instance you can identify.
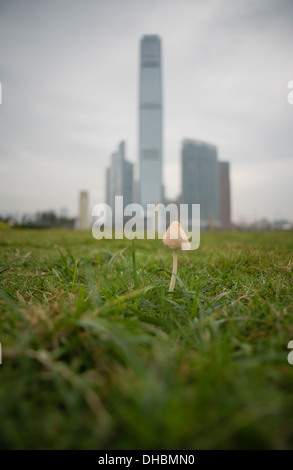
[0,0,292,230]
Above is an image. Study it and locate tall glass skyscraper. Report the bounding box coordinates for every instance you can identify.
[181,139,219,227]
[139,35,163,209]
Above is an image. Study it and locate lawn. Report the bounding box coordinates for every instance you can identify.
[0,229,292,449]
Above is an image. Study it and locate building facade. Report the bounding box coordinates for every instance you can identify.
[105,141,133,218]
[218,161,231,228]
[181,139,219,227]
[79,190,89,230]
[139,35,163,209]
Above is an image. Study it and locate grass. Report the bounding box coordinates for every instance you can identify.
[0,228,292,449]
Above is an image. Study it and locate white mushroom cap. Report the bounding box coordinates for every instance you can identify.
[162,221,191,251]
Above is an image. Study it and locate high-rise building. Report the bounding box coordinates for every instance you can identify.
[139,35,163,209]
[78,190,89,230]
[218,161,231,228]
[181,139,219,227]
[105,141,133,216]
[105,167,111,206]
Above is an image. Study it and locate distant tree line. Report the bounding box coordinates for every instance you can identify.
[0,211,76,229]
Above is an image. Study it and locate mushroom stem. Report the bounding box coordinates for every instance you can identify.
[169,249,178,292]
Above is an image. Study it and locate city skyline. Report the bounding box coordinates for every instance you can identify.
[0,0,292,223]
[106,37,230,231]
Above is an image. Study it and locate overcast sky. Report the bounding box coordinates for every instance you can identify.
[0,0,292,222]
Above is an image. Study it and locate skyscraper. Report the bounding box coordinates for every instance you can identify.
[105,141,133,216]
[218,161,231,228]
[139,35,163,209]
[181,139,219,227]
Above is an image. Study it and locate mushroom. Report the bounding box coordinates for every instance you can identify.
[163,221,191,292]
